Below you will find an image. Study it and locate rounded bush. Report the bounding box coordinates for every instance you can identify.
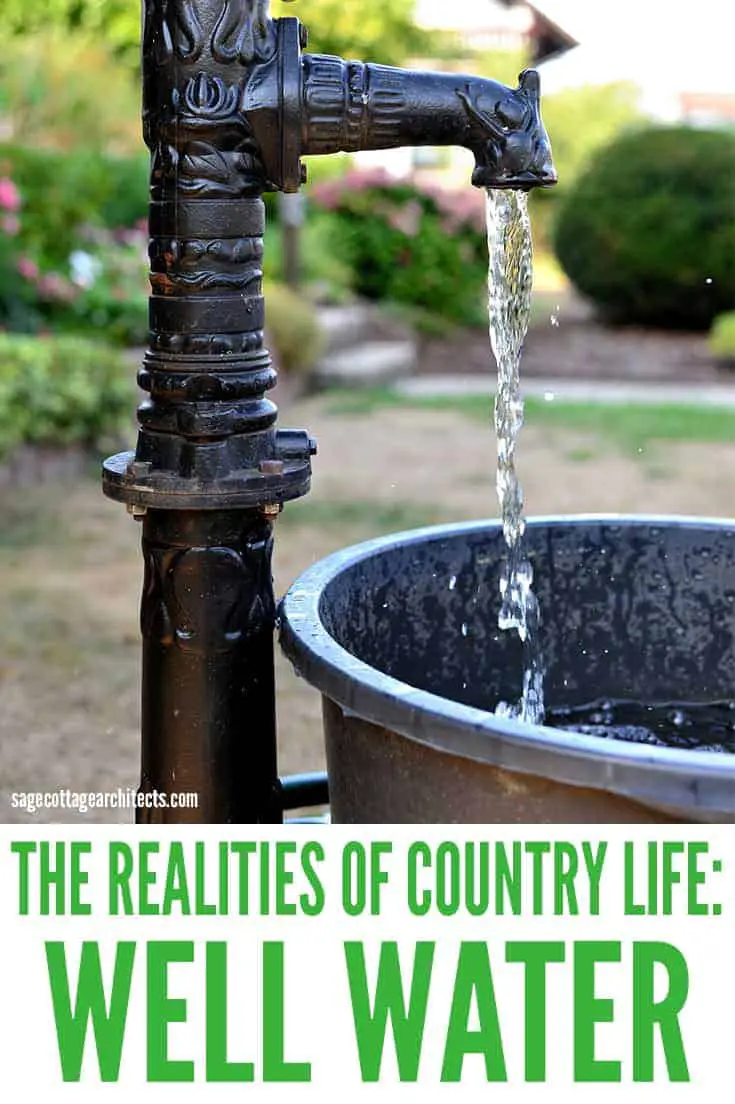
[553,125,735,330]
[709,312,735,362]
[0,334,133,459]
[263,281,324,376]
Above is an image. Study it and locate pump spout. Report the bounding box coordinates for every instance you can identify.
[243,20,556,191]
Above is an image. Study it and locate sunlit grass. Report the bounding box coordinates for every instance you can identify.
[325,388,735,456]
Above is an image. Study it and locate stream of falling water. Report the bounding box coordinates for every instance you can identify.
[486,188,545,724]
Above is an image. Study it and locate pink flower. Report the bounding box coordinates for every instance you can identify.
[0,177,21,213]
[37,272,77,303]
[2,214,20,236]
[387,200,422,237]
[17,256,39,281]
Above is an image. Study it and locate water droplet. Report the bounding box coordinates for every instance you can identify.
[448,575,457,591]
[705,277,713,284]
[544,390,555,402]
[669,709,686,727]
[461,623,469,637]
[550,314,560,327]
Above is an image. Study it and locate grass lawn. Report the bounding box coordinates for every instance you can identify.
[326,389,735,456]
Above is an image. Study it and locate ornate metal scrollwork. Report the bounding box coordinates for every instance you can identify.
[211,0,276,63]
[145,0,206,64]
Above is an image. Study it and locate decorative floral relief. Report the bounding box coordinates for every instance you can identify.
[144,0,275,67]
[151,142,262,198]
[142,529,275,653]
[150,268,262,293]
[149,238,263,267]
[173,74,240,120]
[211,0,276,65]
[144,0,205,64]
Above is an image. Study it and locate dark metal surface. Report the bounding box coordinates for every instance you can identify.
[280,772,330,812]
[102,0,555,823]
[138,508,280,823]
[299,60,556,189]
[103,4,315,512]
[280,517,735,823]
[322,702,679,825]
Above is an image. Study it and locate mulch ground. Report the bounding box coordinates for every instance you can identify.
[417,310,725,385]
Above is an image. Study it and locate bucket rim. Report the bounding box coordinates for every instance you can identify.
[279,515,735,816]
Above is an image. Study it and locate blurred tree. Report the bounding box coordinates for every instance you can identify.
[0,1,140,65]
[466,48,529,86]
[0,1,432,69]
[272,1,432,64]
[0,33,140,152]
[539,81,643,186]
[529,80,643,249]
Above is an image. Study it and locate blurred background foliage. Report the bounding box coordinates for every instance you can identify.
[0,0,729,459]
[0,0,435,70]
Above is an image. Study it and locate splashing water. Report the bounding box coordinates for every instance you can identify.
[486,188,544,724]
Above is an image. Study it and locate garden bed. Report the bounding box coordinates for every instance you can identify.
[417,310,719,385]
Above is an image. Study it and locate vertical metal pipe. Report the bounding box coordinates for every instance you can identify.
[138,509,280,824]
[103,0,313,823]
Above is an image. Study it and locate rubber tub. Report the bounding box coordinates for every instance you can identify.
[279,517,735,823]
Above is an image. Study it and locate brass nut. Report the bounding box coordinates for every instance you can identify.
[127,460,152,478]
[259,459,285,475]
[127,504,148,520]
[262,503,281,519]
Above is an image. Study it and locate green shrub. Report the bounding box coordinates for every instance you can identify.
[709,312,735,361]
[309,169,488,326]
[0,144,148,268]
[553,125,735,331]
[264,210,355,303]
[263,281,324,376]
[0,334,134,460]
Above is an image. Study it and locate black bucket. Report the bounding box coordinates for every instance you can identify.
[279,517,735,823]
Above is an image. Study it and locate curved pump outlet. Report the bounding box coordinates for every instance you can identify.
[244,18,557,192]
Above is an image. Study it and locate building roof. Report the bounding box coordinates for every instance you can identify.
[417,1,733,121]
[415,0,578,63]
[512,0,733,107]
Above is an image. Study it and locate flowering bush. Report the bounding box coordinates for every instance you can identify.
[1,187,149,345]
[1,143,148,268]
[1,151,149,354]
[309,170,489,325]
[0,174,42,332]
[41,225,150,346]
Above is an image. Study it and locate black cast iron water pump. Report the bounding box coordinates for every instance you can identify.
[102,0,556,824]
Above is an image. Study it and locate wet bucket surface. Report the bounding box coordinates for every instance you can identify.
[279,517,735,823]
